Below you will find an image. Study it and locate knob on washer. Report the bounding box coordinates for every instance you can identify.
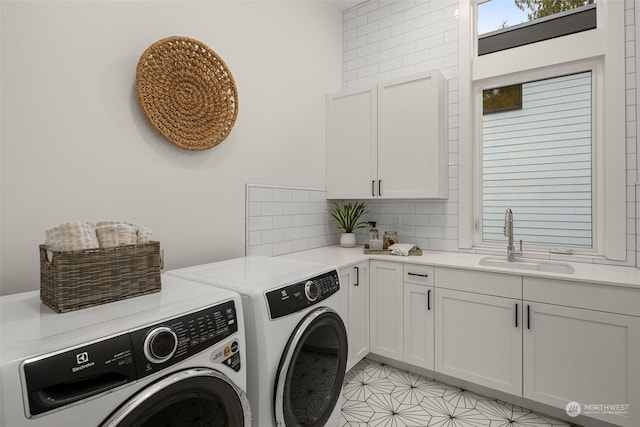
[304,280,319,302]
[143,326,178,364]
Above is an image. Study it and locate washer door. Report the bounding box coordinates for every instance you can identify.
[101,368,251,427]
[274,307,348,427]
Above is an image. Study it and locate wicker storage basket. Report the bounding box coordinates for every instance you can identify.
[40,241,161,313]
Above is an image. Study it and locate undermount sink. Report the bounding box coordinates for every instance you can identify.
[479,256,575,274]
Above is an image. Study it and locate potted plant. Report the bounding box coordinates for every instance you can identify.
[329,201,367,248]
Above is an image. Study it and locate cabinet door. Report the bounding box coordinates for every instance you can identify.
[524,302,640,427]
[340,263,370,371]
[404,283,435,370]
[370,260,404,360]
[377,71,447,199]
[435,288,522,396]
[326,86,377,199]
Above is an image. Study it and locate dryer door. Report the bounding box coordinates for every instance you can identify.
[100,368,251,427]
[274,307,348,427]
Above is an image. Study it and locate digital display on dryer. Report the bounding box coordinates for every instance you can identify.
[266,270,340,319]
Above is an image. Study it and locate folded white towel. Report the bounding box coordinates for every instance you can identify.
[136,226,153,244]
[45,220,152,250]
[95,220,139,232]
[45,220,99,251]
[96,223,138,248]
[389,243,417,256]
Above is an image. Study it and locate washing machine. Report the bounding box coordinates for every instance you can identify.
[166,256,348,427]
[0,275,251,426]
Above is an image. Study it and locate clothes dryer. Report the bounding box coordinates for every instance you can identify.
[167,256,347,427]
[0,275,251,426]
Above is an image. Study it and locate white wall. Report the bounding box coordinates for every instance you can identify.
[0,1,343,295]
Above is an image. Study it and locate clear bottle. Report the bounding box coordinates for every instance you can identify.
[383,230,398,249]
[368,221,383,250]
[368,221,379,241]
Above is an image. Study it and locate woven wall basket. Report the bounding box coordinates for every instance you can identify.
[136,36,238,151]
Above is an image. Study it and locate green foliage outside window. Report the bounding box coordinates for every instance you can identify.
[515,0,595,21]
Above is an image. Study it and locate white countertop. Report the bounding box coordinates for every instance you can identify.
[279,245,640,289]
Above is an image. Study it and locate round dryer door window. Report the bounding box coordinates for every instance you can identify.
[274,307,348,427]
[101,368,251,427]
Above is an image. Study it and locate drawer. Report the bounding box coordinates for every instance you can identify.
[524,277,640,316]
[435,267,521,299]
[403,264,434,286]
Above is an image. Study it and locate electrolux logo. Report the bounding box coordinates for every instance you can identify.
[76,352,89,364]
[72,351,95,373]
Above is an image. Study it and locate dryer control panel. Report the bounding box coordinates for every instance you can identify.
[266,270,340,320]
[21,299,240,418]
[130,299,239,378]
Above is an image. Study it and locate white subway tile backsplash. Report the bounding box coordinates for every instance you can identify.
[249,186,273,202]
[358,21,380,37]
[273,215,294,229]
[367,5,391,23]
[261,202,283,216]
[273,188,293,202]
[272,241,293,256]
[345,14,367,31]
[415,202,444,215]
[246,184,339,256]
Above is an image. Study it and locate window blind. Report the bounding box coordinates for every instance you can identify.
[482,72,592,248]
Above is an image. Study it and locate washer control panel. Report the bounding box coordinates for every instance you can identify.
[266,270,340,320]
[130,299,239,378]
[21,299,240,418]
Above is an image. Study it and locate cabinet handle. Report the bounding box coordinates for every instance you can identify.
[354,266,359,286]
[407,272,429,277]
[515,303,519,328]
[527,305,530,330]
[372,180,375,197]
[427,289,431,310]
[378,180,382,196]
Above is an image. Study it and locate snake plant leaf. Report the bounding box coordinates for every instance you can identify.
[329,202,368,233]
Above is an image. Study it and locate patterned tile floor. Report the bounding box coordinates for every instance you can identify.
[340,358,580,427]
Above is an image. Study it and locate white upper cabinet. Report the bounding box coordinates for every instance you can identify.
[326,86,377,199]
[326,71,448,199]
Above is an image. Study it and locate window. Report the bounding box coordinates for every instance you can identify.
[480,72,593,249]
[477,0,596,55]
[458,0,626,260]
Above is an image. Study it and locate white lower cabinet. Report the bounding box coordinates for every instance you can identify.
[434,288,523,396]
[339,262,369,372]
[370,261,435,369]
[434,267,523,396]
[523,277,640,427]
[370,260,404,360]
[364,260,640,427]
[403,264,435,370]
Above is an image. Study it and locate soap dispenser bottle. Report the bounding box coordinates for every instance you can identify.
[368,221,383,250]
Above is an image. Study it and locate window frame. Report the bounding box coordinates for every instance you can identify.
[472,64,600,254]
[458,0,626,261]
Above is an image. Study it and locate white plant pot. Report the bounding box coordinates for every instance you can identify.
[340,232,357,248]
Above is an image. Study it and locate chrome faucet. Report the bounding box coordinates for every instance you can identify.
[504,208,522,262]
